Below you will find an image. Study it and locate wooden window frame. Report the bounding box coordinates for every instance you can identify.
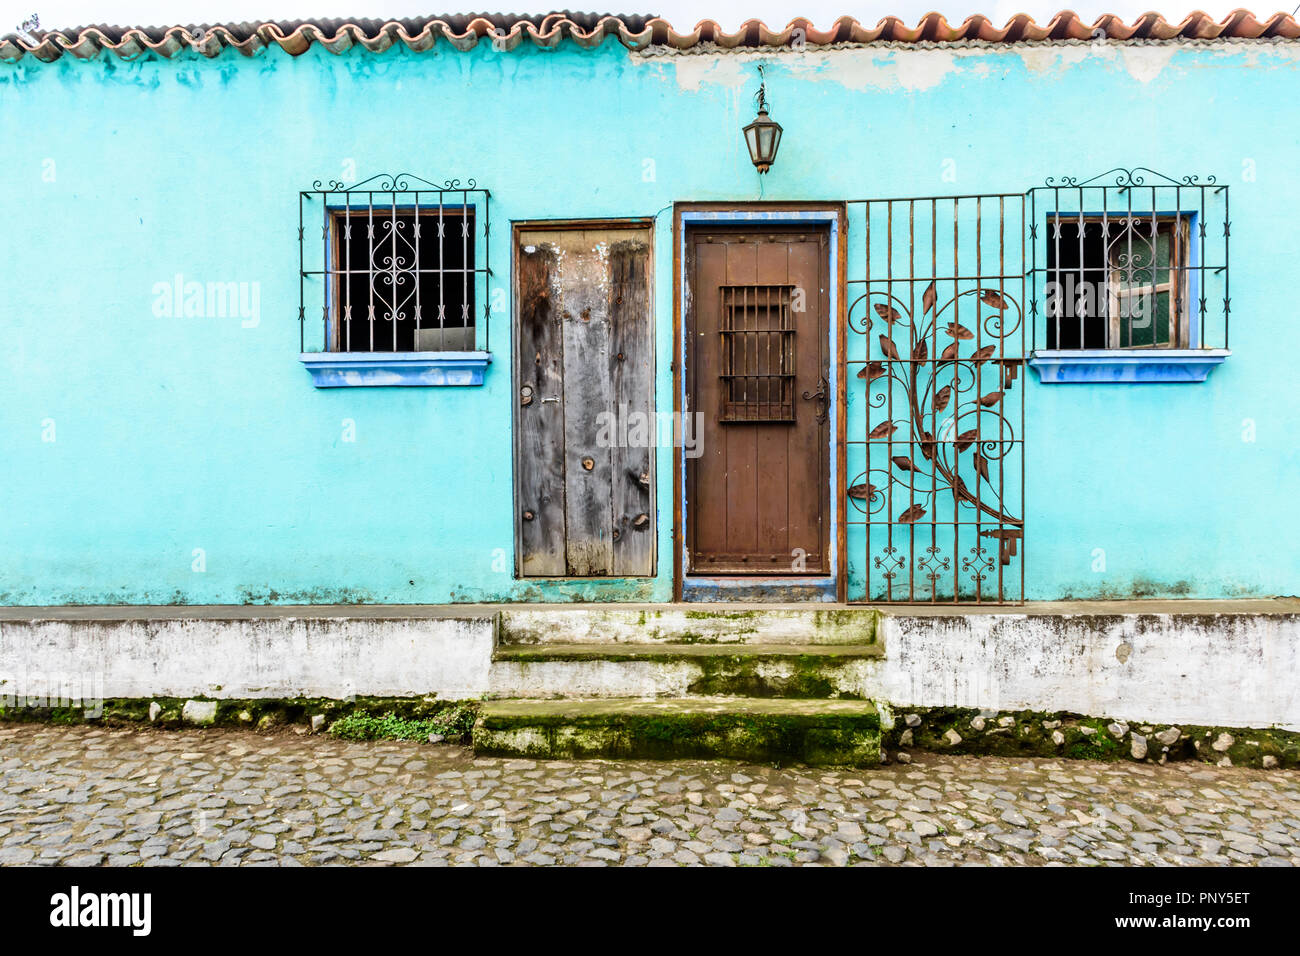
[1104,216,1190,349]
[326,205,476,353]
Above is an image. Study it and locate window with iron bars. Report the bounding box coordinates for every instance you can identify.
[1028,168,1228,352]
[719,284,797,423]
[298,174,491,353]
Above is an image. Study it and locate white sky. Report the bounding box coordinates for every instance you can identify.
[0,0,1280,34]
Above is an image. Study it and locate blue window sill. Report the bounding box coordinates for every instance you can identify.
[300,351,491,387]
[1029,349,1229,384]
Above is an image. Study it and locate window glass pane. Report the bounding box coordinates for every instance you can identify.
[1153,229,1172,287]
[1120,289,1170,347]
[1107,221,1176,348]
[1044,220,1106,349]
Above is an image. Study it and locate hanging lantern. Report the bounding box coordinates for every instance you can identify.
[743,72,783,174]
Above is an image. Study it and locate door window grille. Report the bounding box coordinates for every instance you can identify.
[719,284,796,422]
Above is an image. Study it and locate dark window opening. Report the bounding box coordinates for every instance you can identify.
[718,283,796,422]
[1045,216,1188,350]
[330,208,475,352]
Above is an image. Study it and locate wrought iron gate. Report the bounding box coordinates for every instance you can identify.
[846,195,1026,603]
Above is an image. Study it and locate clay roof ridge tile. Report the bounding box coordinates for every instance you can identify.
[4,11,1300,62]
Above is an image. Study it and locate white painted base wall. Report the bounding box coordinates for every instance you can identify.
[1,606,1297,730]
[877,612,1300,731]
[0,615,495,701]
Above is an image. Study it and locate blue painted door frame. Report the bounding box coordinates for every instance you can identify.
[674,204,846,602]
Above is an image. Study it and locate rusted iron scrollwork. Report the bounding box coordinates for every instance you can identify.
[298,173,491,353]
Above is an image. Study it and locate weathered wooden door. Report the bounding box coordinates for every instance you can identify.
[686,226,830,574]
[514,222,654,577]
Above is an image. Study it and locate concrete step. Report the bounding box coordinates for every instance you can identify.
[497,605,879,646]
[472,696,881,766]
[488,642,883,699]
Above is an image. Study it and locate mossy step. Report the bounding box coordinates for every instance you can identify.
[472,697,881,766]
[493,642,884,661]
[498,606,879,646]
[489,643,881,698]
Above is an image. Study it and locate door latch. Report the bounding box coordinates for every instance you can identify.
[802,376,829,425]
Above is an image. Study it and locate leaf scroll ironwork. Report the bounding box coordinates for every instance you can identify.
[850,282,1025,532]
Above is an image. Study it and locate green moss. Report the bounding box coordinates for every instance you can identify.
[328,707,475,742]
[499,645,878,697]
[670,631,711,644]
[810,608,880,640]
[685,653,856,699]
[474,700,880,766]
[1063,724,1122,760]
[0,694,479,738]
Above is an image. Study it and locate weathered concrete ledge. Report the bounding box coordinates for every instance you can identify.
[497,605,880,645]
[0,611,495,700]
[874,603,1300,731]
[2,600,1298,731]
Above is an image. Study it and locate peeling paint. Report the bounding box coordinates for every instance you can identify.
[1016,43,1104,75]
[1116,45,1182,83]
[638,39,1300,93]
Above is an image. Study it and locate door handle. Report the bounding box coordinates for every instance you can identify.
[801,376,829,425]
[520,385,560,407]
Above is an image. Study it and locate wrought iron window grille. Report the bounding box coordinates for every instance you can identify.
[1027,168,1228,352]
[298,173,492,354]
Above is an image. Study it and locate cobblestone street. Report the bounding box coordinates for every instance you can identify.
[1,724,1297,867]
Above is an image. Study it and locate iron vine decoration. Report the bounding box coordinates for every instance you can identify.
[847,280,1025,560]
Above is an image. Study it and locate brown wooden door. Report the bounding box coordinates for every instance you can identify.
[514,222,655,577]
[686,226,830,574]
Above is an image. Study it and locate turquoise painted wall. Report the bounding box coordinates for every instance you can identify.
[1,39,1297,604]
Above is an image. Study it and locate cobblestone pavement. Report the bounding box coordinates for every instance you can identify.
[1,724,1297,867]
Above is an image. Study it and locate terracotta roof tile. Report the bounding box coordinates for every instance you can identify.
[3,10,1299,63]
